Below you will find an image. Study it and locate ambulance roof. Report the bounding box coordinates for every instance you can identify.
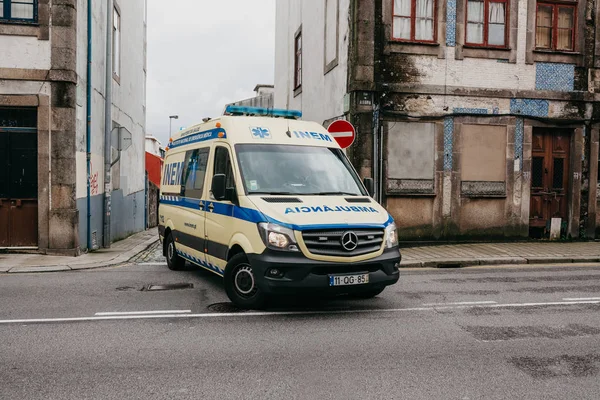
[167,108,341,151]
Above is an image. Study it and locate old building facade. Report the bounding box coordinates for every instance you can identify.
[275,0,600,240]
[0,0,147,254]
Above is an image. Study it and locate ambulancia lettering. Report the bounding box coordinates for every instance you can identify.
[284,206,379,214]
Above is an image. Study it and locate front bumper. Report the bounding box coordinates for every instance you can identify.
[247,248,401,296]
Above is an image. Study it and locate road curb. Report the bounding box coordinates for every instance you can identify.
[4,236,159,274]
[400,256,600,268]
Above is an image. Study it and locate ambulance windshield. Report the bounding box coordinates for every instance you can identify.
[236,144,366,196]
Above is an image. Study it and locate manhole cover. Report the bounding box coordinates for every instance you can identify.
[207,302,245,313]
[144,283,194,291]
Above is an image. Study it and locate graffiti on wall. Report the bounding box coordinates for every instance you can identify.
[90,162,99,196]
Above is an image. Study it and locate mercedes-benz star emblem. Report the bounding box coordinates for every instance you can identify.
[341,231,359,251]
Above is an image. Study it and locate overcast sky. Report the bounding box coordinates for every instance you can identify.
[146,0,276,145]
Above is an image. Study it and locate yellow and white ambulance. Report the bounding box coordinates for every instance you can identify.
[158,106,400,309]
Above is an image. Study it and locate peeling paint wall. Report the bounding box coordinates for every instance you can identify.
[274,0,351,125]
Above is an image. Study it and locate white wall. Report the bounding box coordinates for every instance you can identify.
[75,0,147,200]
[274,0,350,125]
[145,136,162,156]
[0,35,50,70]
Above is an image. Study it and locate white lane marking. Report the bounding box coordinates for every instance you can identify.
[562,297,600,301]
[422,301,497,306]
[95,310,191,316]
[1,299,599,325]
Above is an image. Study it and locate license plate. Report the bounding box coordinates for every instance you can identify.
[329,273,369,286]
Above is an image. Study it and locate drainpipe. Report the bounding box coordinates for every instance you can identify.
[103,0,113,248]
[85,0,92,250]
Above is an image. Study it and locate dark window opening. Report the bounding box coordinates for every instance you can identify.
[0,107,37,128]
[294,30,302,90]
[552,158,564,189]
[532,157,544,188]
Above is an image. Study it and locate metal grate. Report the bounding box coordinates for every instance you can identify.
[553,158,564,189]
[302,228,384,257]
[387,179,434,195]
[532,157,544,188]
[261,197,302,203]
[461,181,506,197]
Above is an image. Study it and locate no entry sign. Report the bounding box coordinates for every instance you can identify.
[327,120,356,149]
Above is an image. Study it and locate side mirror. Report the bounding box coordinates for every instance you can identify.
[363,177,374,197]
[211,174,226,200]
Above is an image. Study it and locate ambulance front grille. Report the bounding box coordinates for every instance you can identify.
[301,229,384,257]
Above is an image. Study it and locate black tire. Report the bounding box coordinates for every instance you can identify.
[165,233,185,271]
[224,253,267,310]
[351,287,385,299]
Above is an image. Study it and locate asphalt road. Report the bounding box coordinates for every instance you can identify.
[1,247,600,399]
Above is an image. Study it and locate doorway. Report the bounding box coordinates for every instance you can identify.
[0,108,38,248]
[529,128,570,238]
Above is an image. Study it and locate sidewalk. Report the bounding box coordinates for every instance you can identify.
[0,228,159,273]
[400,241,600,268]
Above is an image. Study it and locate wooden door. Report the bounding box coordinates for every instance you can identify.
[0,107,38,248]
[529,129,570,229]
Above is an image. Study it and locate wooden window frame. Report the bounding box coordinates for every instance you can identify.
[391,0,438,44]
[464,0,509,49]
[293,28,302,91]
[535,1,577,52]
[0,0,38,24]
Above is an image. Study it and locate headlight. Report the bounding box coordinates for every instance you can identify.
[258,223,299,252]
[385,222,399,249]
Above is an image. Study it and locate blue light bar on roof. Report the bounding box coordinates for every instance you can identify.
[224,105,302,119]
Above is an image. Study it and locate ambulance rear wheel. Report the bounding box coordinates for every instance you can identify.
[224,254,267,310]
[166,233,185,271]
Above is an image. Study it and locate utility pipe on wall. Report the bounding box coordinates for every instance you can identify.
[86,0,92,250]
[103,0,113,248]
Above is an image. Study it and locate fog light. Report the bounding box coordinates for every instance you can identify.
[267,268,284,278]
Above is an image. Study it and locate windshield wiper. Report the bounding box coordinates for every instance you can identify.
[307,191,361,196]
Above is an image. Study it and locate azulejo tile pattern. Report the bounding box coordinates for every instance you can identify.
[510,99,549,117]
[515,117,524,170]
[535,63,575,91]
[446,0,457,46]
[444,117,454,171]
[453,108,489,114]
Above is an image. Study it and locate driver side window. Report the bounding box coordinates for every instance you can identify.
[214,146,235,190]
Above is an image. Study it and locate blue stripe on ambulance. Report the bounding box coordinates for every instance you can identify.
[160,196,394,231]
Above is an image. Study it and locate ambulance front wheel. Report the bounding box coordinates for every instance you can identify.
[224,253,267,310]
[165,233,185,271]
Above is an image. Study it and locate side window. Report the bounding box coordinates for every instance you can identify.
[214,147,235,190]
[182,148,210,199]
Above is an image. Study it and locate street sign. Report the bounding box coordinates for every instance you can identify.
[111,126,132,151]
[328,120,356,149]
